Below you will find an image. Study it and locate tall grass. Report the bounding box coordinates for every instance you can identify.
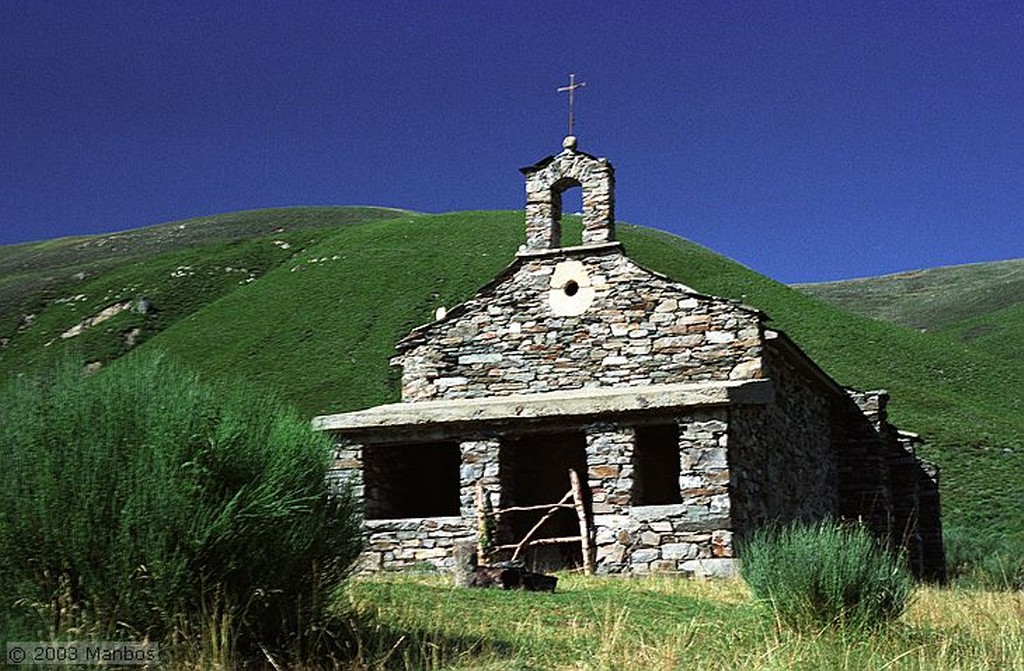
[0,351,363,666]
[343,573,1024,671]
[739,520,915,631]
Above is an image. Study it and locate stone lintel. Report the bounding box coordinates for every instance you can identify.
[515,241,623,259]
[312,379,773,435]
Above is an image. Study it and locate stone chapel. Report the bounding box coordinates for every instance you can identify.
[313,136,945,580]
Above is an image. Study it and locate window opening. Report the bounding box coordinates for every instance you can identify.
[363,441,461,519]
[555,181,584,248]
[633,424,682,505]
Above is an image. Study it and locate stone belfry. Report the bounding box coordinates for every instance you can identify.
[519,74,615,253]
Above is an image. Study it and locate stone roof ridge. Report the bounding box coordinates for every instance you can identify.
[518,147,609,175]
[395,256,526,352]
[625,255,768,319]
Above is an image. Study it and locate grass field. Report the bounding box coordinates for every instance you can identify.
[338,573,1024,671]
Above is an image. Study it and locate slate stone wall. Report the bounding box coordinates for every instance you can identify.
[838,390,895,540]
[726,349,840,541]
[841,390,946,581]
[360,517,471,573]
[395,247,764,402]
[588,411,737,576]
[521,144,616,251]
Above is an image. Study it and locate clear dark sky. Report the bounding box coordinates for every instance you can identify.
[2,2,1021,282]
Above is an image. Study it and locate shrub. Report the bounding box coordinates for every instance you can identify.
[739,520,914,631]
[945,526,1024,590]
[0,352,363,665]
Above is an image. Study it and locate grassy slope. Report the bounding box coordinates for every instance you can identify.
[940,300,1024,364]
[130,211,1023,541]
[793,258,1024,331]
[0,207,413,373]
[138,212,523,414]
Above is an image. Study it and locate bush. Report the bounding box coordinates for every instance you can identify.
[945,527,1024,590]
[0,352,363,665]
[739,520,914,631]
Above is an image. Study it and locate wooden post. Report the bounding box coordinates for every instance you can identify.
[569,469,594,576]
[475,482,490,566]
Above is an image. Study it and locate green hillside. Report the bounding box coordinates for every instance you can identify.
[943,300,1024,363]
[0,206,414,370]
[791,260,1024,544]
[793,258,1024,332]
[2,209,1021,549]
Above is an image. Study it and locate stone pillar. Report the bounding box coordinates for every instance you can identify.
[586,423,635,573]
[679,409,737,573]
[678,411,734,559]
[581,163,614,246]
[330,439,364,502]
[460,437,500,562]
[460,438,501,519]
[586,423,635,514]
[524,187,560,251]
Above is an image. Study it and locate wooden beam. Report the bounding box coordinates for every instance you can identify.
[510,490,574,562]
[491,502,575,515]
[492,536,585,551]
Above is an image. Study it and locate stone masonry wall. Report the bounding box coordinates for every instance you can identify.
[588,412,736,576]
[838,391,894,540]
[726,349,839,542]
[395,247,764,402]
[522,143,615,251]
[331,438,478,573]
[331,414,741,576]
[844,391,946,581]
[361,517,471,573]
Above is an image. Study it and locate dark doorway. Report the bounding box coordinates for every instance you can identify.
[499,431,589,571]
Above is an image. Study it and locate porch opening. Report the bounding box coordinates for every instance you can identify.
[499,431,589,571]
[362,441,461,519]
[633,423,682,505]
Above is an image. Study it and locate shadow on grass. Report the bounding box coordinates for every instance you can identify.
[334,607,517,671]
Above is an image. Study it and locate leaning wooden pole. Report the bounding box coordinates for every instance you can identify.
[569,468,595,576]
[475,482,490,566]
[510,490,573,562]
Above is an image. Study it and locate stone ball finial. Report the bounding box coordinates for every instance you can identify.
[562,135,577,151]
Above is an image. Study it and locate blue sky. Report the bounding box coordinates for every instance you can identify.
[2,1,1021,283]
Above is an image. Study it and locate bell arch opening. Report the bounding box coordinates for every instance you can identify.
[521,145,615,253]
[552,177,584,248]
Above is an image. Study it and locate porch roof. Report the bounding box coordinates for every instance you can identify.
[312,378,773,437]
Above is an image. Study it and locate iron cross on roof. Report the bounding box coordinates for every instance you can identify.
[557,73,586,137]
